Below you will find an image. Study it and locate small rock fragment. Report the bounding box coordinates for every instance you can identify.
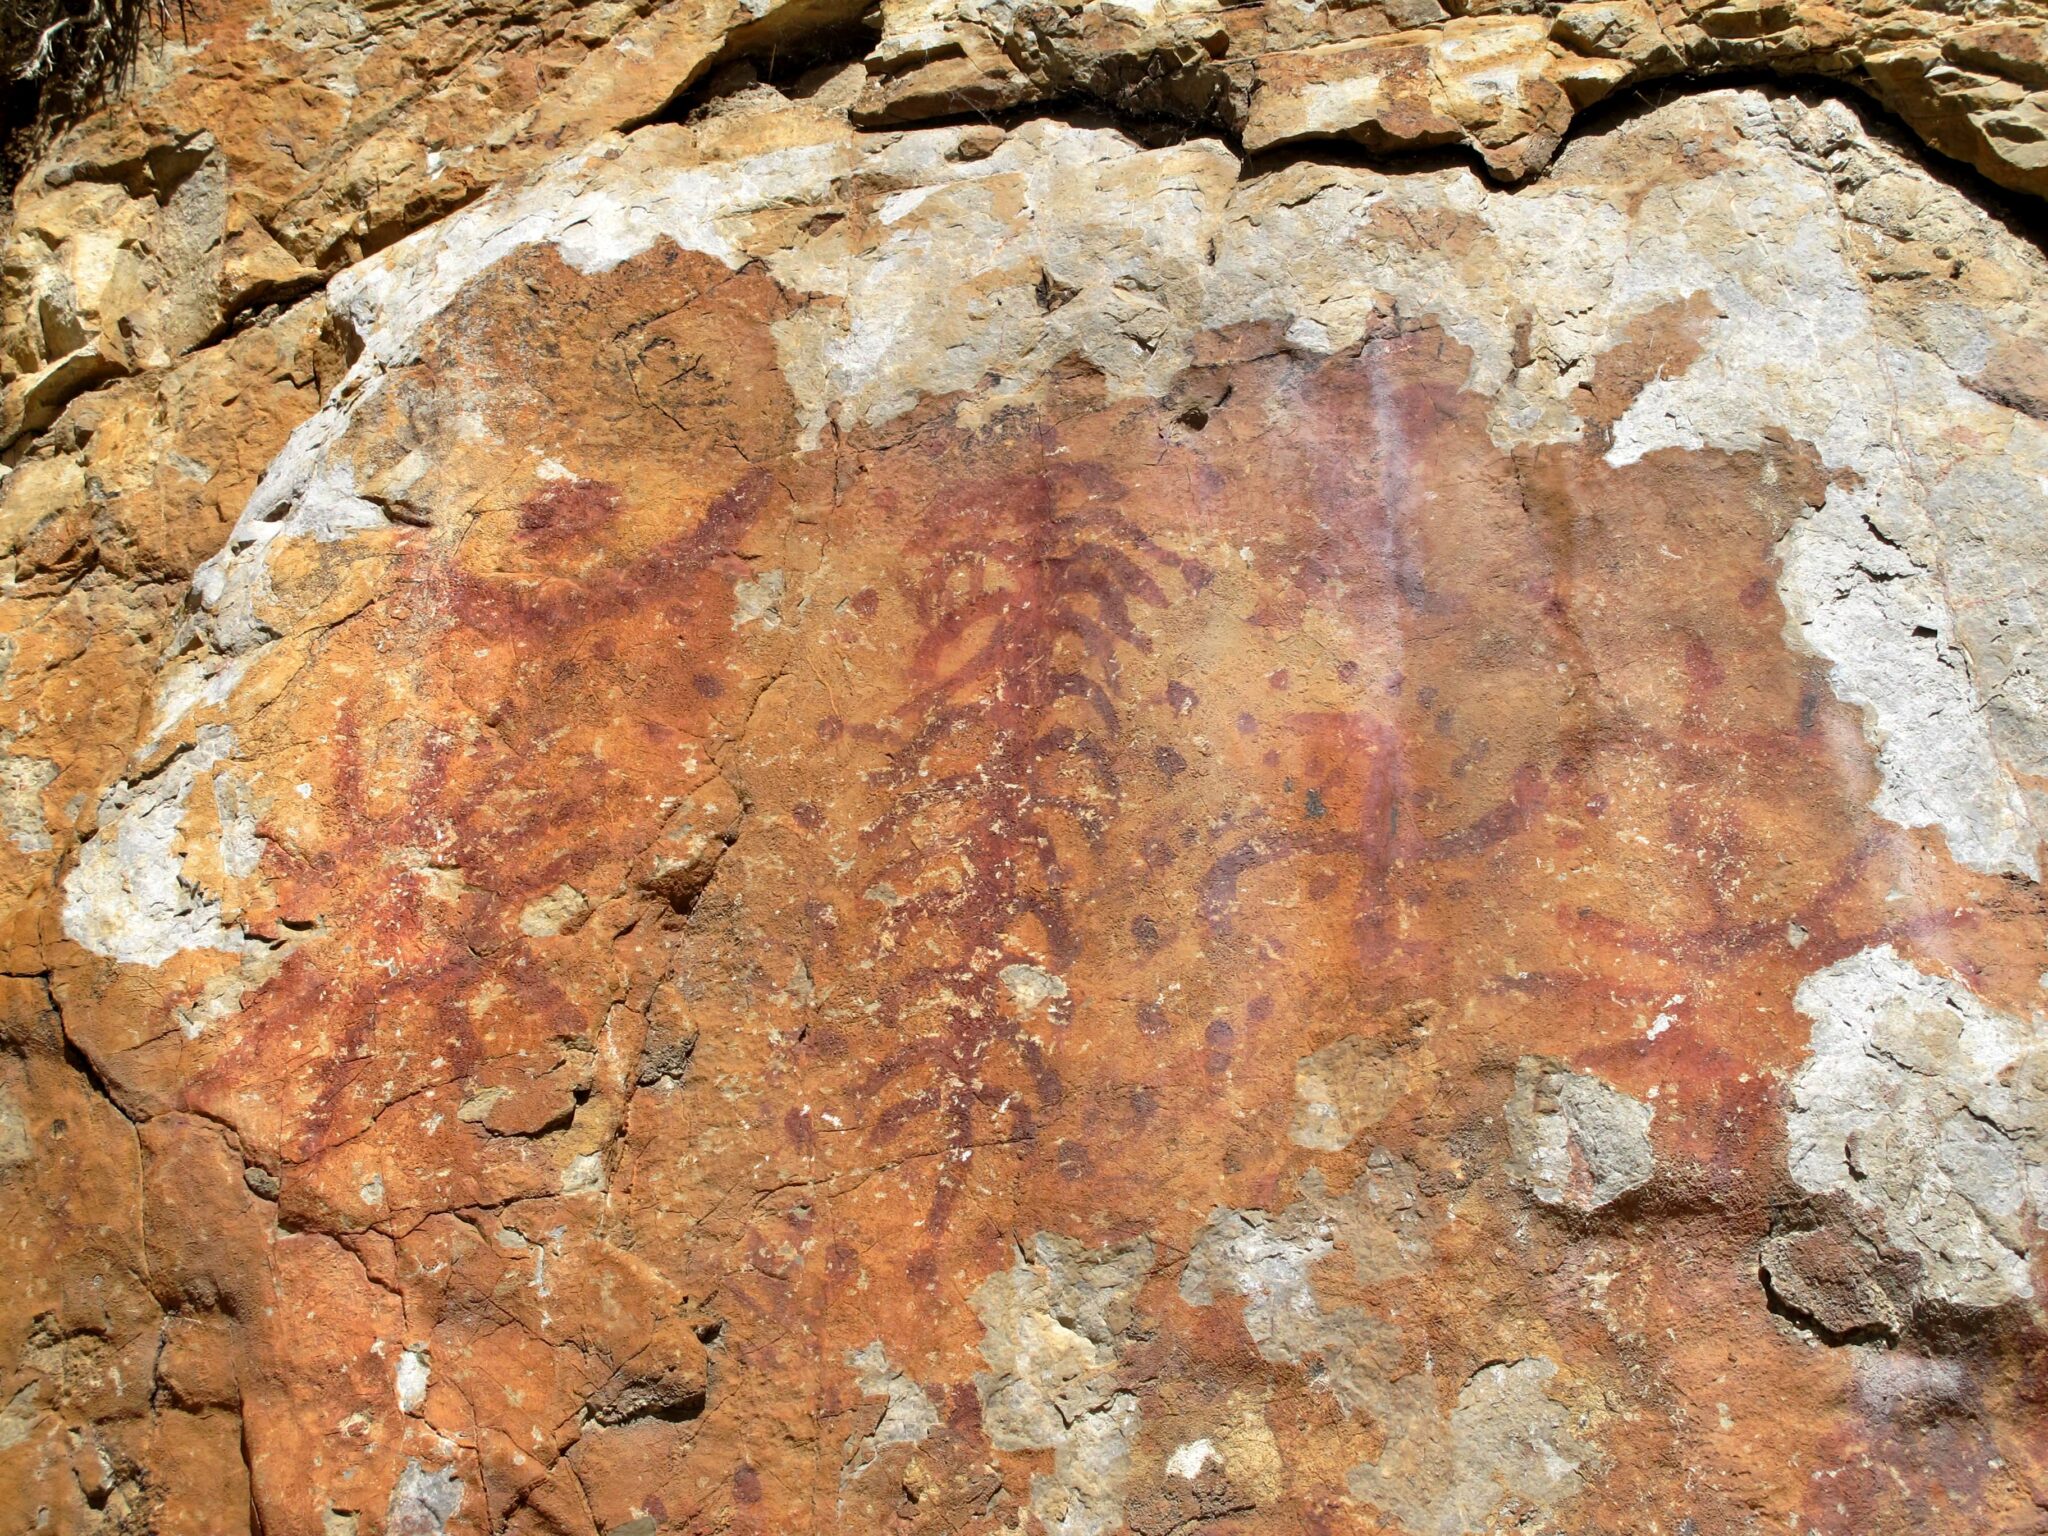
[1506,1056,1655,1212]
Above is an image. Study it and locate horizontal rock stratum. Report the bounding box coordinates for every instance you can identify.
[5,2,2048,1534]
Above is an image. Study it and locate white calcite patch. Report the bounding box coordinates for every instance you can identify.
[1788,945,2048,1310]
[212,768,264,878]
[560,1152,604,1193]
[1775,481,2039,877]
[60,726,258,966]
[999,963,1069,1013]
[843,1341,939,1483]
[973,1233,1153,1536]
[0,752,56,854]
[730,567,786,629]
[396,1347,430,1414]
[386,1459,463,1536]
[1506,1057,1655,1213]
[1180,1173,1406,1413]
[0,1081,30,1173]
[768,128,1236,441]
[1166,1438,1217,1480]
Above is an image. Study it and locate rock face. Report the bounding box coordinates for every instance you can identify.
[7,2,2048,1534]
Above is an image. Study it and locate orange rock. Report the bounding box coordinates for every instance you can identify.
[7,7,2048,1534]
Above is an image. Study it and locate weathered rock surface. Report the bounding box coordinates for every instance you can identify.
[7,0,2048,1533]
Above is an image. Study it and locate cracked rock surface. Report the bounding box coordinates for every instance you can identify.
[6,1,2048,1534]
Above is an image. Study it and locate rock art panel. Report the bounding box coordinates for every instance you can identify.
[7,1,2048,1529]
